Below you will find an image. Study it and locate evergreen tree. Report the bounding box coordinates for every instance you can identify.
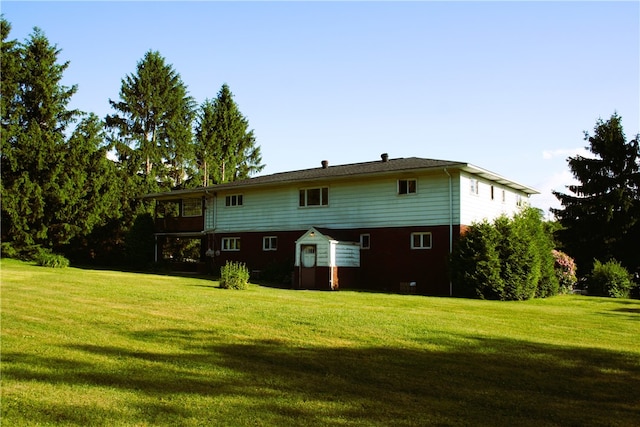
[1,21,121,261]
[105,50,195,192]
[552,114,640,275]
[49,114,120,250]
[194,99,218,186]
[195,84,264,184]
[1,25,79,248]
[1,17,20,160]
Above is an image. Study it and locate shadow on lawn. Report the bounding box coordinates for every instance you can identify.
[4,329,640,426]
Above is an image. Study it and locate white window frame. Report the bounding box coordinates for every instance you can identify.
[398,179,417,195]
[299,187,329,207]
[263,236,277,251]
[225,194,243,207]
[221,237,241,251]
[360,233,370,250]
[182,198,202,217]
[411,232,432,250]
[470,179,479,196]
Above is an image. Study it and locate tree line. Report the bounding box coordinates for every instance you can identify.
[1,18,263,264]
[2,17,638,298]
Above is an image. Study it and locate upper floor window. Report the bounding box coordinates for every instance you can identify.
[263,236,277,251]
[225,194,243,207]
[221,237,241,251]
[398,179,417,195]
[299,187,328,207]
[182,198,202,217]
[411,232,432,249]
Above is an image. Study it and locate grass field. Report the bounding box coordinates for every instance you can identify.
[1,259,639,426]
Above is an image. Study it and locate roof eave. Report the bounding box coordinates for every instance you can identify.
[461,164,539,195]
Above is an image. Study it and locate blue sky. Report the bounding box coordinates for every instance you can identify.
[3,1,639,214]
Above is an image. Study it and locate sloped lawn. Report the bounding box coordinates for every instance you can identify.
[1,259,639,426]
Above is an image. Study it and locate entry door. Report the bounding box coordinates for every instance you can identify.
[300,245,316,288]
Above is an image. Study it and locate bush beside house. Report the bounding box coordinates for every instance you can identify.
[451,207,562,301]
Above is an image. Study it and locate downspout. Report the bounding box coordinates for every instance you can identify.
[444,168,453,296]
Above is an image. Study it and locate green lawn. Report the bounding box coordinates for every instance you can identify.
[1,259,639,426]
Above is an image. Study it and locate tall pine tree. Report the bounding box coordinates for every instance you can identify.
[195,84,264,184]
[552,113,640,275]
[1,24,79,248]
[1,21,121,258]
[106,50,195,192]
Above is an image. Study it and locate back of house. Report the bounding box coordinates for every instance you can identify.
[145,154,538,295]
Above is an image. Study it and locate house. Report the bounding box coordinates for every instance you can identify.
[143,154,538,295]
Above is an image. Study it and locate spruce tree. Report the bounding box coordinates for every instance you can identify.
[552,113,640,275]
[1,21,121,260]
[106,50,195,192]
[1,25,79,248]
[195,84,264,184]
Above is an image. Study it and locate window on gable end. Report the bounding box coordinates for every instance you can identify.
[470,179,479,195]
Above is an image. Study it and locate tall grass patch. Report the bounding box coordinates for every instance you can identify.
[219,261,249,289]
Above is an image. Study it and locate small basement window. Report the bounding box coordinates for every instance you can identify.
[182,198,202,217]
[263,236,277,251]
[411,232,432,249]
[221,237,241,251]
[360,234,370,250]
[398,179,417,195]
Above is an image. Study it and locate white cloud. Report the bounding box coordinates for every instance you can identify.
[530,170,579,217]
[542,147,591,160]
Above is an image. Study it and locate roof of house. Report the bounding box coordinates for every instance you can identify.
[144,155,539,200]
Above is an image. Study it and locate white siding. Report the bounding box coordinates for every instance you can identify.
[335,243,360,267]
[459,172,529,225]
[295,230,332,267]
[213,171,459,233]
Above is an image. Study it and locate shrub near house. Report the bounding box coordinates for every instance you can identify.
[452,207,560,301]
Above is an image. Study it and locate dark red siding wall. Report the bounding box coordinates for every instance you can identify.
[358,225,459,296]
[212,225,461,295]
[211,231,300,282]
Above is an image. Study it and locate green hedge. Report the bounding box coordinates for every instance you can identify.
[452,207,560,301]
